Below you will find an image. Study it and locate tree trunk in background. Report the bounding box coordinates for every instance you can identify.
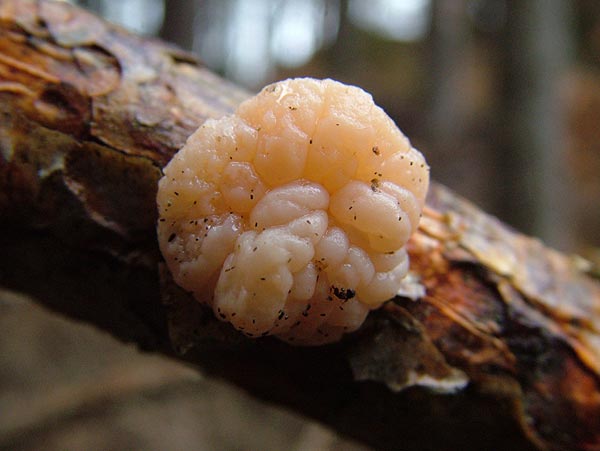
[501,0,574,251]
[0,2,599,450]
[429,0,469,150]
[159,0,196,51]
[326,0,357,79]
[427,1,489,206]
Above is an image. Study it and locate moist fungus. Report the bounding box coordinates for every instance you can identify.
[157,78,429,345]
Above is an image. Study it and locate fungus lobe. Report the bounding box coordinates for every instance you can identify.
[157,78,429,345]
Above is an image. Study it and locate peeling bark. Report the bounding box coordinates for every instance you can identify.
[1,2,599,450]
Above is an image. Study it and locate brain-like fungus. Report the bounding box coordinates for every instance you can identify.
[157,78,429,345]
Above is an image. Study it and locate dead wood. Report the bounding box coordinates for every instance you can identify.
[1,2,599,450]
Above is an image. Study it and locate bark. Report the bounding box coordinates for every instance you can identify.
[1,2,599,450]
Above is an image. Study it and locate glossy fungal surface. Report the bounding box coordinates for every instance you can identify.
[157,78,429,345]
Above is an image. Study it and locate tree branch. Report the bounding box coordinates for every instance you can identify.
[1,2,599,450]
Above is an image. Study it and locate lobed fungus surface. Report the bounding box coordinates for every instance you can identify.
[157,78,429,345]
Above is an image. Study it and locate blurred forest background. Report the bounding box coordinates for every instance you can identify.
[2,1,600,451]
[80,0,599,257]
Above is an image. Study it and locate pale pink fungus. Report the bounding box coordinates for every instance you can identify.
[157,78,429,345]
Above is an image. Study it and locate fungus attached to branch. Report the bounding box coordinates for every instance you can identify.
[157,78,429,345]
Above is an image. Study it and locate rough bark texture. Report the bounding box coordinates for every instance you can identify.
[1,2,599,450]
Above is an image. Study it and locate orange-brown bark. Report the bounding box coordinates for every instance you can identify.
[1,2,599,450]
